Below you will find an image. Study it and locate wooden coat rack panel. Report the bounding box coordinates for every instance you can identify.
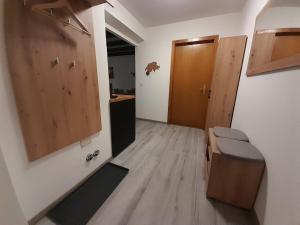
[247,28,300,76]
[5,0,101,161]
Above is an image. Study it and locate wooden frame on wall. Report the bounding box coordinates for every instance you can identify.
[247,28,300,76]
[167,35,219,124]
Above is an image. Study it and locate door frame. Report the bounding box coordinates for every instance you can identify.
[167,35,219,124]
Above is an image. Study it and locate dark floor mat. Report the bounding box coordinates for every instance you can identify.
[47,163,129,225]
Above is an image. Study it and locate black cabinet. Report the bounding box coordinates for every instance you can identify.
[110,98,135,157]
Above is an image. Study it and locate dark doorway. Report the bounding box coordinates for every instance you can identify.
[106,30,135,95]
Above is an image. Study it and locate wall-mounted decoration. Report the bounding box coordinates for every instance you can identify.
[109,67,114,79]
[5,0,102,161]
[247,28,300,76]
[145,62,160,76]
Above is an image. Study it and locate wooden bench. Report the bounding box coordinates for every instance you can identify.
[205,128,265,209]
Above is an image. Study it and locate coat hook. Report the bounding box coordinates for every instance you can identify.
[52,56,59,67]
[69,60,76,68]
[63,18,71,27]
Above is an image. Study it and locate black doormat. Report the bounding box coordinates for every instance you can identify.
[47,163,129,225]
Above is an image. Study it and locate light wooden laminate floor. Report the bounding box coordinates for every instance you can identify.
[38,120,258,225]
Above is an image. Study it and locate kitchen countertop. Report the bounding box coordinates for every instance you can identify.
[110,94,135,103]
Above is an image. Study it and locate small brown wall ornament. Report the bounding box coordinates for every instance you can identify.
[145,62,160,75]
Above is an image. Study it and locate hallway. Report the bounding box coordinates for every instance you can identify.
[38,120,258,225]
[39,120,257,225]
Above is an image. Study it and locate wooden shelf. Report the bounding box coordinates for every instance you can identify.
[30,0,113,36]
[31,0,92,36]
[247,28,300,76]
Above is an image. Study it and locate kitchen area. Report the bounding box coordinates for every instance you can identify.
[106,30,136,157]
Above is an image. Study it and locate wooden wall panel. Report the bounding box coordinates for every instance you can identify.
[205,36,247,130]
[247,28,300,76]
[5,0,101,161]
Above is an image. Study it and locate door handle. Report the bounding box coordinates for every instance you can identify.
[208,89,211,99]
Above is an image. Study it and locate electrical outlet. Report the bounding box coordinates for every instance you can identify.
[93,150,100,158]
[86,154,93,162]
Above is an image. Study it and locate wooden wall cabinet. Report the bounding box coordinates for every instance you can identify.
[5,0,102,161]
[247,28,300,76]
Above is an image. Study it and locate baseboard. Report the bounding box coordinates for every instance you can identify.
[136,117,167,124]
[28,157,112,225]
[252,209,261,225]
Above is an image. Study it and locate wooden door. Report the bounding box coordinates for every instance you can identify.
[205,36,247,131]
[168,36,218,129]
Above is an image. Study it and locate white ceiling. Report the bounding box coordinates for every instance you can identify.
[119,0,248,27]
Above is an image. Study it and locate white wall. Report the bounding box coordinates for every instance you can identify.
[135,13,243,122]
[0,1,144,221]
[108,55,135,91]
[256,6,300,29]
[0,146,28,225]
[104,0,146,43]
[232,2,300,225]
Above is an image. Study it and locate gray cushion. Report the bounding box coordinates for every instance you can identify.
[213,127,249,142]
[216,138,264,162]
